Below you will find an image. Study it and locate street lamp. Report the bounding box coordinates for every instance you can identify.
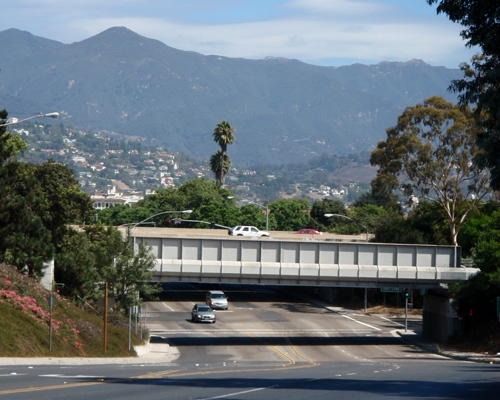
[123,210,193,236]
[226,196,269,231]
[0,112,59,127]
[324,214,369,243]
[247,200,269,231]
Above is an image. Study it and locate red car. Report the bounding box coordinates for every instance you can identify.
[293,229,323,235]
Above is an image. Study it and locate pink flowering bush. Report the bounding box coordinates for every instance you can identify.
[0,262,142,357]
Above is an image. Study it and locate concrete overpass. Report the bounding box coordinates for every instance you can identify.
[128,228,478,289]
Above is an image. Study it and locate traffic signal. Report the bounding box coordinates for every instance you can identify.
[168,219,172,227]
[403,289,410,298]
[210,221,215,229]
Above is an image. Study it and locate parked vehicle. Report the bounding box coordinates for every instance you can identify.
[191,304,216,323]
[292,229,323,235]
[228,226,270,237]
[206,290,228,310]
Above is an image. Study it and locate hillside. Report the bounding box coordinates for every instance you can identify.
[0,27,463,166]
[0,263,143,357]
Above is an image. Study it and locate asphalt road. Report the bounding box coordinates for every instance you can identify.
[1,283,500,399]
[123,226,371,242]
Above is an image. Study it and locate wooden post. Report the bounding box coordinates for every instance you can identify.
[104,282,108,354]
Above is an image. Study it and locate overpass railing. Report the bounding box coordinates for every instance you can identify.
[132,236,477,288]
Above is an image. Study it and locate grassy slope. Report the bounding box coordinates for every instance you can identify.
[0,263,144,357]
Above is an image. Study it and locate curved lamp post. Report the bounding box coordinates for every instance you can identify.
[324,214,369,243]
[246,200,269,231]
[123,210,193,236]
[0,112,59,127]
[226,196,269,231]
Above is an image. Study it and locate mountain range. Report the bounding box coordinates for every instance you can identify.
[0,27,463,166]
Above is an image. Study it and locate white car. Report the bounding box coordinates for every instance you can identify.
[228,226,270,237]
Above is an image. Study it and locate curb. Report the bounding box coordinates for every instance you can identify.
[395,330,500,365]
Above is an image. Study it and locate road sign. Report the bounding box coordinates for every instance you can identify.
[48,294,56,306]
[175,218,182,225]
[381,288,402,293]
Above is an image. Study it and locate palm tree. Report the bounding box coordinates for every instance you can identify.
[210,150,231,184]
[211,121,236,184]
[212,120,236,153]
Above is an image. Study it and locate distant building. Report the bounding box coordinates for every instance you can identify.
[91,185,143,209]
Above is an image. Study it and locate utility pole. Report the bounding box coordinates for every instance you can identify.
[104,282,108,353]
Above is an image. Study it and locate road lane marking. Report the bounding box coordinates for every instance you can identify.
[150,328,373,334]
[162,303,174,311]
[283,334,317,365]
[341,315,382,331]
[39,374,104,379]
[201,385,279,400]
[380,316,404,327]
[247,333,295,364]
[0,381,103,395]
[374,346,399,357]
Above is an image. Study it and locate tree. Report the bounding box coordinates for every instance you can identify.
[112,241,160,311]
[55,229,98,300]
[371,96,490,246]
[34,160,94,244]
[0,114,53,276]
[139,177,234,225]
[97,204,152,227]
[211,120,235,184]
[427,1,500,190]
[310,198,347,231]
[209,150,231,184]
[373,202,450,245]
[269,198,311,231]
[195,202,241,229]
[82,225,161,310]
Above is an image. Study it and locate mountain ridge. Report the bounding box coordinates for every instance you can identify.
[0,27,462,166]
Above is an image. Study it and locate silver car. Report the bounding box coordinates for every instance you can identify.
[191,304,216,323]
[206,290,228,310]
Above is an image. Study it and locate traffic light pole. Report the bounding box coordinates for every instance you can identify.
[405,295,408,332]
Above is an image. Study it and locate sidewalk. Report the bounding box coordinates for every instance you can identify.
[396,327,500,365]
[0,338,179,366]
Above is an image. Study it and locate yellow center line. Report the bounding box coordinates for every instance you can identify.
[1,334,323,396]
[246,333,295,364]
[0,381,103,396]
[283,333,319,366]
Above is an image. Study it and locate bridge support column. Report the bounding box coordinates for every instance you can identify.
[422,291,459,342]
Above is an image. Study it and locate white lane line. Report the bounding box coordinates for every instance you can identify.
[162,303,174,311]
[380,316,404,327]
[39,375,104,378]
[341,315,382,331]
[430,354,451,359]
[375,345,399,357]
[201,385,278,400]
[0,374,27,377]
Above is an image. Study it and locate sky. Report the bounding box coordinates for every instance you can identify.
[0,0,477,68]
